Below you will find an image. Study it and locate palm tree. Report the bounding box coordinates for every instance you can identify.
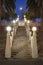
[0,0,5,19]
[5,0,16,11]
[0,0,17,20]
[26,0,43,51]
[23,11,32,20]
[34,0,43,29]
[26,0,40,19]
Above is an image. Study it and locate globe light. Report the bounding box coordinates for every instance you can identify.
[6,26,11,32]
[24,15,26,18]
[32,27,37,31]
[27,20,30,23]
[13,20,16,23]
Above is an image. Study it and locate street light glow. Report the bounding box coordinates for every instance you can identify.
[6,26,11,32]
[24,15,26,18]
[32,27,37,31]
[13,20,16,23]
[27,20,30,23]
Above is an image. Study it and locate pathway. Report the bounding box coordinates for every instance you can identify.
[12,26,31,59]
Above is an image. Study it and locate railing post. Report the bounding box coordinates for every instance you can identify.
[5,26,11,58]
[31,27,38,58]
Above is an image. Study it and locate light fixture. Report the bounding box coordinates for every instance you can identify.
[27,20,30,23]
[32,27,37,31]
[24,15,26,18]
[6,26,11,32]
[13,20,16,23]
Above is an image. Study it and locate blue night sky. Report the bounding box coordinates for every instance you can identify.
[15,0,27,15]
[0,0,41,22]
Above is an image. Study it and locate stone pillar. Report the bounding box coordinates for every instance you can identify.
[25,24,29,37]
[12,28,14,39]
[10,35,13,48]
[14,27,16,36]
[31,31,38,58]
[29,31,31,41]
[26,20,31,40]
[5,32,11,58]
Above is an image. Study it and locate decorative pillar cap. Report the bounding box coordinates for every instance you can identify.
[32,27,37,31]
[13,20,16,24]
[6,26,11,32]
[27,20,30,23]
[24,15,26,18]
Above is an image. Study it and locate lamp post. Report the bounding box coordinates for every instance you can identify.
[13,20,16,24]
[10,31,14,48]
[26,20,31,41]
[12,20,17,37]
[24,15,27,22]
[16,15,19,22]
[5,26,11,58]
[27,20,30,24]
[27,20,30,40]
[31,27,38,58]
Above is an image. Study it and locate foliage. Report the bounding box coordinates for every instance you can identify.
[1,0,17,20]
[23,11,32,20]
[5,0,16,10]
[26,0,42,19]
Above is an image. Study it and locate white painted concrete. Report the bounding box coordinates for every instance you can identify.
[31,32,38,58]
[5,32,11,58]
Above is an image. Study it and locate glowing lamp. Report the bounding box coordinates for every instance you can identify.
[27,20,30,23]
[24,15,26,18]
[32,27,37,31]
[6,26,11,32]
[24,17,27,22]
[13,20,16,24]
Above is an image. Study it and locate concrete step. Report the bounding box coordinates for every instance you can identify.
[16,26,27,36]
[14,47,31,59]
[11,26,31,59]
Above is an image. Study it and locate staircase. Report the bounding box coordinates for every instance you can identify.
[11,26,31,59]
[0,22,43,61]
